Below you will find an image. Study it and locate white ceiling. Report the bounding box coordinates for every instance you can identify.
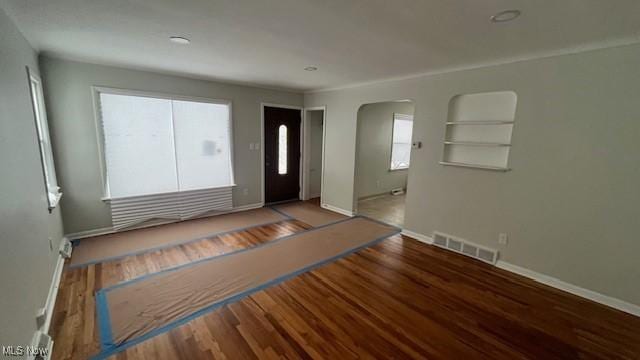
[2,0,640,92]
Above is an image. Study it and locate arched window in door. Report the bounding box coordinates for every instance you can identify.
[278,124,288,174]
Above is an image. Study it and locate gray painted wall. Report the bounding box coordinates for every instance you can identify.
[0,8,65,347]
[355,102,414,199]
[305,43,640,306]
[40,57,303,234]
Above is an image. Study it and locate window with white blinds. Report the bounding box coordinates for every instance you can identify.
[390,113,414,170]
[98,91,234,198]
[97,89,235,229]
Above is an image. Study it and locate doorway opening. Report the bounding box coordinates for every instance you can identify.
[302,107,325,205]
[354,100,415,227]
[263,105,302,204]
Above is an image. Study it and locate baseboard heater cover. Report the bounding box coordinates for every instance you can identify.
[432,231,498,264]
[109,187,233,230]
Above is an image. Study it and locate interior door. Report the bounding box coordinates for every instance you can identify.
[264,106,301,204]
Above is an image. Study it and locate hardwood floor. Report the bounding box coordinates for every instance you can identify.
[51,212,640,359]
[357,193,406,227]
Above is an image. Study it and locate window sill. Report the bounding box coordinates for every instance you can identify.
[389,167,409,172]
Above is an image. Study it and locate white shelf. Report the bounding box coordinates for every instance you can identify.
[439,161,511,171]
[446,121,514,125]
[444,141,511,147]
[444,91,517,170]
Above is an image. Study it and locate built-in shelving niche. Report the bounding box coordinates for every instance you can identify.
[441,91,517,171]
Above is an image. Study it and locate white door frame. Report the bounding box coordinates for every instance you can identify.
[301,106,327,202]
[260,103,304,204]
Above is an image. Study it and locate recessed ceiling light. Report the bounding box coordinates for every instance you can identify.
[169,36,190,44]
[490,10,521,23]
[304,66,318,71]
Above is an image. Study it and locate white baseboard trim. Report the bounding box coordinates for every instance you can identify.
[65,203,265,240]
[28,330,53,360]
[34,236,69,359]
[321,203,353,217]
[43,251,65,334]
[401,229,434,244]
[496,261,640,317]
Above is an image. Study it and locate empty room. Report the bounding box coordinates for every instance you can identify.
[1,1,639,359]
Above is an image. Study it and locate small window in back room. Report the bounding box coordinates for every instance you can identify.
[27,68,62,210]
[390,113,414,170]
[278,124,288,174]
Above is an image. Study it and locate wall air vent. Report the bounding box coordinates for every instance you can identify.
[432,231,498,264]
[462,243,478,257]
[477,248,497,264]
[433,233,447,247]
[447,238,462,252]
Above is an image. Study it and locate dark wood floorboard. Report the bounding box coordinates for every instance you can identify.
[50,209,640,359]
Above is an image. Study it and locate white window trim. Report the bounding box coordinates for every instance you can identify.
[27,67,62,211]
[91,86,236,201]
[389,113,414,171]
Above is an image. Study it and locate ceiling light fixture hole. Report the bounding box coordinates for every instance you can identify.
[490,10,521,23]
[169,36,191,44]
[304,66,318,71]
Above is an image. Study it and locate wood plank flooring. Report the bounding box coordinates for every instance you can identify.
[357,193,406,227]
[51,209,640,359]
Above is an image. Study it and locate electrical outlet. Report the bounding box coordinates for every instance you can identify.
[243,188,249,196]
[498,233,508,245]
[376,180,381,188]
